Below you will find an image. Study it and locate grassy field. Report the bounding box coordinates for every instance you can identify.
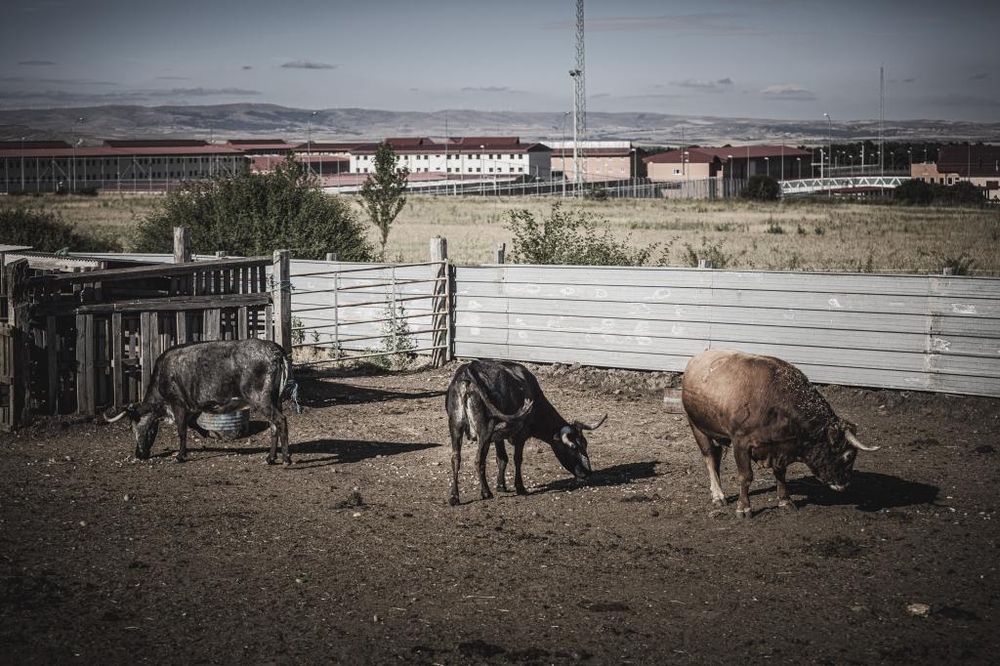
[3,192,999,275]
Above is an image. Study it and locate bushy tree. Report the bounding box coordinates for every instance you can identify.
[133,155,373,260]
[934,181,985,206]
[506,203,666,266]
[894,178,934,205]
[358,142,409,256]
[0,206,122,253]
[740,174,781,201]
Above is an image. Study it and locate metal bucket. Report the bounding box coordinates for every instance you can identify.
[662,388,685,414]
[197,409,250,440]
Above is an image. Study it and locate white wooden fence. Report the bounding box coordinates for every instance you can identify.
[453,265,1000,397]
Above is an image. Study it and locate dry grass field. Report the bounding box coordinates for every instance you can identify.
[3,192,999,274]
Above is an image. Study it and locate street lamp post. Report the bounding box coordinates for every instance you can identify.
[20,136,25,192]
[727,154,733,197]
[797,156,801,180]
[765,156,770,178]
[569,69,581,196]
[72,117,84,192]
[823,112,832,197]
[560,110,570,197]
[480,144,485,194]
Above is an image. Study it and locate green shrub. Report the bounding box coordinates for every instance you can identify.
[133,155,373,261]
[893,179,934,205]
[506,203,668,266]
[682,236,743,269]
[740,174,781,201]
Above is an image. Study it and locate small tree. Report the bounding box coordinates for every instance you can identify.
[358,142,410,257]
[740,174,781,201]
[133,155,373,261]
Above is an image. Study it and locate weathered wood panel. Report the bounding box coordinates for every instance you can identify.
[453,265,1000,397]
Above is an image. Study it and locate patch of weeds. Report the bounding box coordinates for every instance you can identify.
[765,220,785,234]
[682,236,743,268]
[369,298,417,370]
[940,253,975,275]
[814,225,826,235]
[796,224,808,235]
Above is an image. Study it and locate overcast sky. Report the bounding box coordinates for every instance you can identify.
[1,0,997,122]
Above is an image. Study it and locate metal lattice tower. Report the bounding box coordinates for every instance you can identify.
[572,0,586,191]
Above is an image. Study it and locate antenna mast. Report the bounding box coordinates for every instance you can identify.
[573,0,587,191]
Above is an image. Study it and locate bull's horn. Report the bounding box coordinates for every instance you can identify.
[103,410,128,424]
[846,429,879,452]
[580,414,608,431]
[560,426,576,449]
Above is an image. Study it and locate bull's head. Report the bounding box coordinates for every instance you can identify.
[805,419,879,492]
[104,404,160,460]
[551,414,607,480]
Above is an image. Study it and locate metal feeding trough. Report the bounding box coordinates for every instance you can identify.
[196,409,250,440]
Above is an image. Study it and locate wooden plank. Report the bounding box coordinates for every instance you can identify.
[75,314,94,415]
[27,255,270,287]
[203,309,221,341]
[140,311,157,396]
[46,317,58,414]
[273,250,291,353]
[34,292,270,317]
[112,312,123,412]
[239,306,249,340]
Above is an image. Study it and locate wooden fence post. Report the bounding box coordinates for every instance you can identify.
[2,259,32,430]
[429,237,450,367]
[75,314,94,415]
[493,243,506,264]
[173,227,191,264]
[272,250,291,353]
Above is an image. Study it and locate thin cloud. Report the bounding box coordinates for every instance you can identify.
[969,72,988,81]
[928,93,999,108]
[281,60,336,70]
[760,84,816,100]
[546,13,762,36]
[0,87,261,105]
[156,76,190,81]
[242,65,253,70]
[0,75,117,86]
[670,78,734,92]
[18,60,56,66]
[462,86,514,93]
[152,87,260,97]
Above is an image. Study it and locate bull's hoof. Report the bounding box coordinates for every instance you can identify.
[515,485,528,495]
[480,489,494,501]
[174,454,187,463]
[282,456,293,465]
[448,496,459,507]
[735,506,752,518]
[265,455,276,465]
[711,497,726,506]
[778,499,797,510]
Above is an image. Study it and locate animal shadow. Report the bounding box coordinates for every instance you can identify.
[294,376,444,410]
[192,438,437,468]
[532,461,659,494]
[786,471,940,512]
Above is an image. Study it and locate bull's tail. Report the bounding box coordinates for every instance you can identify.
[279,353,302,414]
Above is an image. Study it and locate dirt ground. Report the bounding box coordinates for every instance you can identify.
[2,360,998,665]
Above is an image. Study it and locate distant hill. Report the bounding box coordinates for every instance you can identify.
[1,103,997,147]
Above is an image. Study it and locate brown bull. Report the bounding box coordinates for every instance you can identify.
[681,348,878,517]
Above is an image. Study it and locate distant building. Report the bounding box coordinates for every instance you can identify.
[348,137,551,181]
[0,139,247,193]
[911,144,1000,201]
[644,145,813,183]
[546,141,639,183]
